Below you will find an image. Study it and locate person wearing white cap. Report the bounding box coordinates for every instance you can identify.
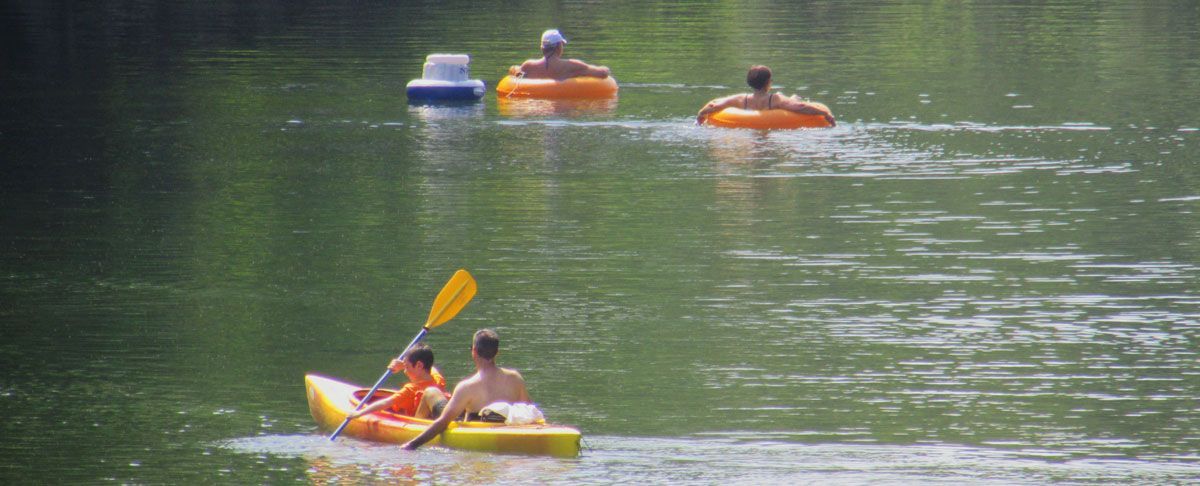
[508,29,611,80]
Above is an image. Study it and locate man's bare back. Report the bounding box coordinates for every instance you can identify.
[452,365,530,416]
[402,328,534,451]
[515,57,609,81]
[508,30,611,81]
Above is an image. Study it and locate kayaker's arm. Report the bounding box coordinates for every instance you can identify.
[346,394,399,420]
[403,385,470,450]
[512,369,531,403]
[344,358,409,420]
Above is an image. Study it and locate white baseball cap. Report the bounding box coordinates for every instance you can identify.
[541,29,567,47]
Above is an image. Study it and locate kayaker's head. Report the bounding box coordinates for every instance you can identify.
[472,328,500,361]
[402,343,435,379]
[541,29,567,58]
[747,65,772,92]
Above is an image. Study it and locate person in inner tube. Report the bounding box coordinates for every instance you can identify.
[403,329,533,451]
[508,29,611,80]
[696,65,836,126]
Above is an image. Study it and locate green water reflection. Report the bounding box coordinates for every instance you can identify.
[2,1,1199,483]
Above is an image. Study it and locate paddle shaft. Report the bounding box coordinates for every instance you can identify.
[328,327,429,441]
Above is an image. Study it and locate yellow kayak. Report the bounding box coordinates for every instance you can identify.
[305,374,582,457]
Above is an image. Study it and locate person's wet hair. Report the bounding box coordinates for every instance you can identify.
[747,65,772,91]
[473,329,500,360]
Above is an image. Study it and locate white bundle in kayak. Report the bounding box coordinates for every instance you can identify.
[479,402,545,425]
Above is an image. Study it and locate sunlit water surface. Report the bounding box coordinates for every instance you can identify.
[3,1,1199,484]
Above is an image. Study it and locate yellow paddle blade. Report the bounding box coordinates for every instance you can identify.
[425,269,477,329]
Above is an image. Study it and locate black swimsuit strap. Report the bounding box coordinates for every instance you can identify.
[746,92,773,110]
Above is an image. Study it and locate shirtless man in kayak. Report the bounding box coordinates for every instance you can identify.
[696,65,835,126]
[508,29,611,80]
[402,328,531,451]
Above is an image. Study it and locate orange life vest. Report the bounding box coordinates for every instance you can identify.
[389,369,447,416]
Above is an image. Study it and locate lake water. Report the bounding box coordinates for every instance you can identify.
[3,1,1199,484]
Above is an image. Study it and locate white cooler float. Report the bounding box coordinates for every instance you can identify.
[405,54,486,102]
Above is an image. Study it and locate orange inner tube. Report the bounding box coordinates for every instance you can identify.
[706,103,833,129]
[496,75,619,99]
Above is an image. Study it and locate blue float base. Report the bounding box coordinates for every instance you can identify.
[406,79,486,103]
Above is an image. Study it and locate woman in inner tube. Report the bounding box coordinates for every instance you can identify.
[696,65,835,126]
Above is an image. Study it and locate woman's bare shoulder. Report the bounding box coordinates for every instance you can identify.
[708,93,746,106]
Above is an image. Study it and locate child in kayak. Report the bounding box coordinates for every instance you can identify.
[345,343,448,419]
